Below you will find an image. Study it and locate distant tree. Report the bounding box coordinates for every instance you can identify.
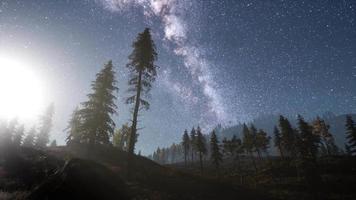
[190,127,197,162]
[242,123,257,172]
[210,130,223,170]
[126,28,158,156]
[345,115,356,155]
[297,115,321,189]
[66,107,82,144]
[23,126,36,147]
[312,117,338,156]
[273,126,284,158]
[279,115,297,158]
[196,126,207,172]
[13,124,25,146]
[113,123,131,151]
[182,129,190,166]
[36,103,55,148]
[6,118,18,144]
[79,61,118,145]
[50,140,57,147]
[256,129,271,158]
[298,116,319,160]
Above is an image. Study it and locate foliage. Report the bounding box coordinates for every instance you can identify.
[126,28,157,155]
[76,61,118,145]
[36,103,54,148]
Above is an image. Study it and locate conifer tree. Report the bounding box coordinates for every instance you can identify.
[273,126,284,158]
[23,126,36,147]
[13,124,25,146]
[50,140,57,147]
[190,127,197,162]
[298,115,319,160]
[182,129,190,166]
[279,115,297,158]
[242,123,257,172]
[196,126,207,172]
[79,61,118,145]
[66,107,82,144]
[113,123,131,151]
[256,129,271,158]
[126,28,157,155]
[297,115,321,188]
[312,117,338,156]
[36,103,54,148]
[210,130,223,170]
[345,115,356,155]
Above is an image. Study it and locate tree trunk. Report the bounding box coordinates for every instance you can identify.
[128,70,142,155]
[199,151,203,173]
[127,70,143,179]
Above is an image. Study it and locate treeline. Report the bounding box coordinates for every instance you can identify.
[0,104,55,149]
[150,115,356,171]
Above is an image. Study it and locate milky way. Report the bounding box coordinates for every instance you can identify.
[0,0,355,154]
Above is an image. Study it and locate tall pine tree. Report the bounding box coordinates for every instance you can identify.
[182,129,190,167]
[126,28,157,155]
[196,126,207,172]
[78,61,118,145]
[210,130,223,170]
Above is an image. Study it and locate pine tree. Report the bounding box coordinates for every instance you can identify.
[312,117,338,156]
[36,103,54,148]
[182,129,190,167]
[126,28,158,155]
[13,124,25,146]
[242,123,257,172]
[273,126,284,158]
[256,129,271,158]
[345,115,356,155]
[79,61,118,145]
[196,126,207,172]
[23,126,36,147]
[297,115,321,188]
[210,130,223,170]
[190,127,197,162]
[298,115,319,160]
[66,107,82,144]
[113,123,131,151]
[50,140,57,147]
[279,115,297,158]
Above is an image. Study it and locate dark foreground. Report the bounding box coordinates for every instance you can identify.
[0,145,270,200]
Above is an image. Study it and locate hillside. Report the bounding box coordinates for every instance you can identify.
[0,144,271,200]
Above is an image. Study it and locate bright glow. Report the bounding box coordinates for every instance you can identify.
[0,57,45,120]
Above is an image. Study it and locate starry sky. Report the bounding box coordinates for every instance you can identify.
[1,0,355,154]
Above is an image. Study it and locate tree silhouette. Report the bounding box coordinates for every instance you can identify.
[242,123,257,173]
[312,117,338,156]
[13,124,25,146]
[273,126,284,158]
[345,115,356,155]
[210,130,222,170]
[196,126,207,172]
[66,107,82,144]
[36,103,54,148]
[23,126,36,147]
[78,61,118,145]
[190,127,197,162]
[126,28,157,155]
[279,115,297,158]
[113,123,131,151]
[182,129,190,166]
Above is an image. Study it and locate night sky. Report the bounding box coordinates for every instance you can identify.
[1,0,355,154]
